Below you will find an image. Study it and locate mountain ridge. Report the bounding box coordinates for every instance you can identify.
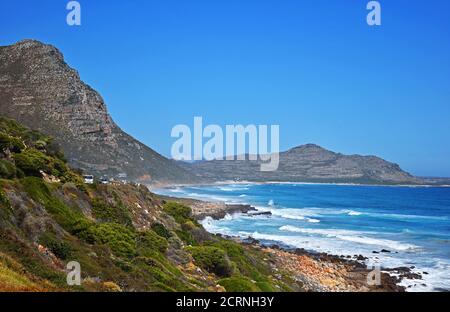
[180,143,424,185]
[0,39,195,184]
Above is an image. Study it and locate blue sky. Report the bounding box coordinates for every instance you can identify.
[1,0,449,176]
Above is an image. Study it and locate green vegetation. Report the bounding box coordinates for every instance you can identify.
[13,148,50,177]
[137,230,168,254]
[0,132,25,153]
[0,117,297,292]
[163,201,194,224]
[151,223,172,239]
[39,234,73,260]
[218,276,260,292]
[22,177,87,233]
[85,223,137,259]
[91,197,132,227]
[187,246,234,277]
[0,159,17,179]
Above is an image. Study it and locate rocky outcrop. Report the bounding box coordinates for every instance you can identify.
[181,144,423,185]
[0,40,194,183]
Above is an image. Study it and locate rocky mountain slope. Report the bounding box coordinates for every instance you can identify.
[0,116,300,292]
[0,40,194,184]
[181,144,423,185]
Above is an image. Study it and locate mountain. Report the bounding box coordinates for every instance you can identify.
[180,144,423,185]
[0,39,194,184]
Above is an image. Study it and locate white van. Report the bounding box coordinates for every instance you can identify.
[83,175,94,184]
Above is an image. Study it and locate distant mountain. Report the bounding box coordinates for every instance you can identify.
[180,144,424,185]
[0,40,195,184]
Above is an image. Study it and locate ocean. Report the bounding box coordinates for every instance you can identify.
[153,183,450,292]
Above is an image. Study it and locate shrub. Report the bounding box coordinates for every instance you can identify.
[175,229,197,246]
[39,234,72,260]
[87,223,137,259]
[137,230,168,254]
[22,177,88,234]
[187,246,233,277]
[91,198,132,227]
[0,188,12,218]
[0,188,10,206]
[208,239,270,282]
[13,149,50,177]
[0,159,17,179]
[151,223,172,239]
[163,202,193,224]
[70,218,96,243]
[0,132,25,153]
[218,276,260,292]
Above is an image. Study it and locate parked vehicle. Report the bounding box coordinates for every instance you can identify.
[83,175,94,184]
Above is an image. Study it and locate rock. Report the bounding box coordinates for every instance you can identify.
[248,211,272,217]
[381,249,391,253]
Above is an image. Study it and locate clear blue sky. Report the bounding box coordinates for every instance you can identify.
[1,0,449,177]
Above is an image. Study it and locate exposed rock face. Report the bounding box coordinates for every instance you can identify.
[181,144,423,184]
[0,40,194,183]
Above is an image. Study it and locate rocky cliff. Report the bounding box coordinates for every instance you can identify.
[181,144,423,185]
[0,40,194,184]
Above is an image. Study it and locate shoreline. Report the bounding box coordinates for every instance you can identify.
[157,194,424,292]
[149,180,450,190]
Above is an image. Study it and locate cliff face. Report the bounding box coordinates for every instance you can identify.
[0,40,193,183]
[181,144,423,185]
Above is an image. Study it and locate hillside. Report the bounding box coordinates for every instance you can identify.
[0,40,194,184]
[181,144,423,185]
[0,116,300,292]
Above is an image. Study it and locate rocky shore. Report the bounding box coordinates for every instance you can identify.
[158,191,436,292]
[157,195,260,220]
[262,247,405,292]
[159,195,414,292]
[219,237,406,292]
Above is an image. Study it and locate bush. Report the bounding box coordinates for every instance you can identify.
[218,276,260,292]
[151,223,172,239]
[22,177,87,232]
[0,188,9,206]
[91,198,132,227]
[137,230,168,254]
[13,149,50,177]
[0,159,17,179]
[175,229,197,246]
[39,234,72,260]
[163,202,193,224]
[0,188,12,218]
[187,246,233,277]
[87,223,137,259]
[0,132,25,153]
